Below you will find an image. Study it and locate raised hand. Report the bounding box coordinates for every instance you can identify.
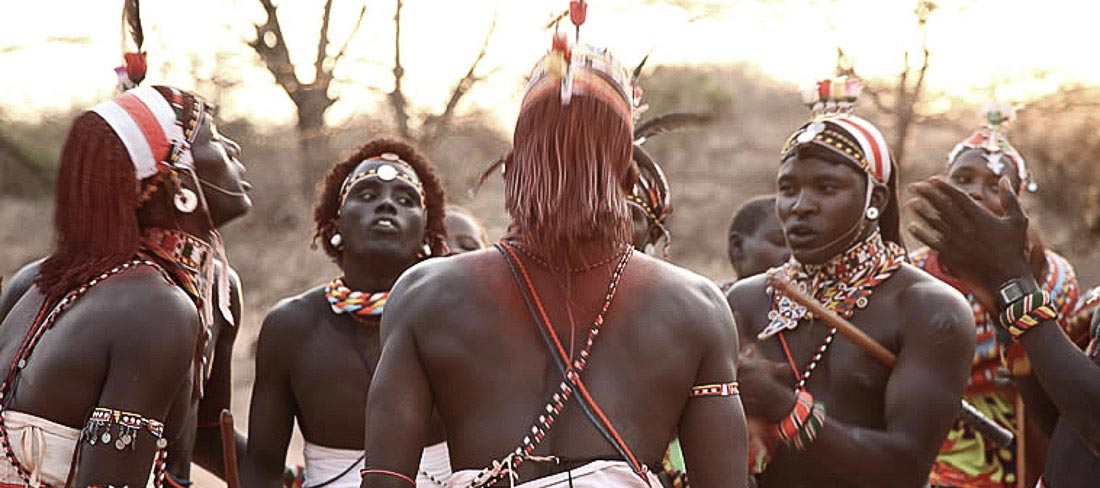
[737,344,798,423]
[907,176,1032,293]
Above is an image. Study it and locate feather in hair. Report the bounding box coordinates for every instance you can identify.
[122,0,143,50]
[634,112,716,144]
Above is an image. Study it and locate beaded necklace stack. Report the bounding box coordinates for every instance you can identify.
[763,230,906,390]
[324,277,388,321]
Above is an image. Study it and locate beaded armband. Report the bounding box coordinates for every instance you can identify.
[770,391,826,451]
[82,407,167,451]
[690,381,740,398]
[999,291,1057,340]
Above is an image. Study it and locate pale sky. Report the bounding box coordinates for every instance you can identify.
[2,0,1099,129]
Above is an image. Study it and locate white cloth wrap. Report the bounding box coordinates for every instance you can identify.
[303,440,453,488]
[445,460,661,488]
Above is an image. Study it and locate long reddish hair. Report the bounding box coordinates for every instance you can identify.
[36,86,199,299]
[313,137,448,260]
[505,94,635,260]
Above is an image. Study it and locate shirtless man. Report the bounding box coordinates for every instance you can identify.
[363,30,747,488]
[727,77,975,488]
[242,138,450,488]
[0,85,250,486]
[909,165,1100,487]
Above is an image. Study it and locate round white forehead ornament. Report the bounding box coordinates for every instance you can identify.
[377,164,399,181]
[798,121,827,144]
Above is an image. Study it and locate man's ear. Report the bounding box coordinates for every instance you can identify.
[869,182,890,214]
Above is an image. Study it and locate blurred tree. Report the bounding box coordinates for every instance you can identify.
[250,0,366,198]
[249,0,498,198]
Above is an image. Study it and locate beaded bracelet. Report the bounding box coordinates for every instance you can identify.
[999,291,1057,340]
[770,391,826,450]
[360,468,416,486]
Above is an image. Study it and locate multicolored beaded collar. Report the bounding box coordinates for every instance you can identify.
[140,228,212,302]
[324,276,388,321]
[760,229,907,340]
[338,153,424,212]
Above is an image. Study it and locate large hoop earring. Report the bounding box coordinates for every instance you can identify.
[174,188,198,213]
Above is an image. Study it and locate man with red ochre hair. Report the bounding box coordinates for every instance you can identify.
[361,7,747,487]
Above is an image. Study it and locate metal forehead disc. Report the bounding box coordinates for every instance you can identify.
[798,121,826,143]
[380,152,401,161]
[377,164,399,182]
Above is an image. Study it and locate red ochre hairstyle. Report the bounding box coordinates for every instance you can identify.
[313,137,448,261]
[505,93,636,261]
[35,86,201,299]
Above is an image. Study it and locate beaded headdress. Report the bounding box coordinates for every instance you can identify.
[337,153,425,212]
[948,103,1035,192]
[780,76,893,185]
[521,1,642,126]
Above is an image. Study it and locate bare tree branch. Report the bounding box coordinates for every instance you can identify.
[250,0,300,96]
[420,11,499,148]
[314,0,335,82]
[389,0,411,139]
[332,5,368,67]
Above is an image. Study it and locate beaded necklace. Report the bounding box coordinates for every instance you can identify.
[509,240,627,275]
[763,230,906,391]
[324,277,388,320]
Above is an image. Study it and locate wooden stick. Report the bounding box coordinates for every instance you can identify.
[220,409,241,488]
[767,276,1015,448]
[769,276,897,367]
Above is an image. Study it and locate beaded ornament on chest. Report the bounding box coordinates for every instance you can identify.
[762,231,906,392]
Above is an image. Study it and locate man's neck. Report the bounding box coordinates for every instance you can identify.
[341,252,417,293]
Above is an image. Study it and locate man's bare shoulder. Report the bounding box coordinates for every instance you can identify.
[77,267,200,352]
[892,264,973,338]
[261,285,327,336]
[631,254,735,334]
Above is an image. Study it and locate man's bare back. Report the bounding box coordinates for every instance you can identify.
[367,246,747,486]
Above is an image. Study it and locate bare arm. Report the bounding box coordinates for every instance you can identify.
[74,287,198,486]
[363,266,434,488]
[241,303,302,488]
[679,283,748,488]
[193,268,247,478]
[805,289,974,487]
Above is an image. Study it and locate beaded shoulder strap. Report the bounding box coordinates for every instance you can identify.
[0,259,171,487]
[462,243,647,488]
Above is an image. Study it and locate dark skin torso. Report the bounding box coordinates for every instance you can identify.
[364,247,746,488]
[243,286,446,487]
[0,266,197,486]
[729,264,975,488]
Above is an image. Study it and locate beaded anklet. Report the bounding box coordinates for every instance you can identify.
[360,468,416,486]
[999,291,1057,340]
[770,390,826,451]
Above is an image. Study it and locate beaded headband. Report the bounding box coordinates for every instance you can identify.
[947,103,1035,192]
[89,86,205,193]
[521,35,641,125]
[780,77,892,184]
[337,153,425,211]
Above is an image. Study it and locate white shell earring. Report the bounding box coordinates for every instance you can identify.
[174,188,198,213]
[330,233,343,248]
[865,207,880,220]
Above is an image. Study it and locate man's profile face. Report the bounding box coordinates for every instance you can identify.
[776,155,867,264]
[728,213,788,278]
[337,159,427,262]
